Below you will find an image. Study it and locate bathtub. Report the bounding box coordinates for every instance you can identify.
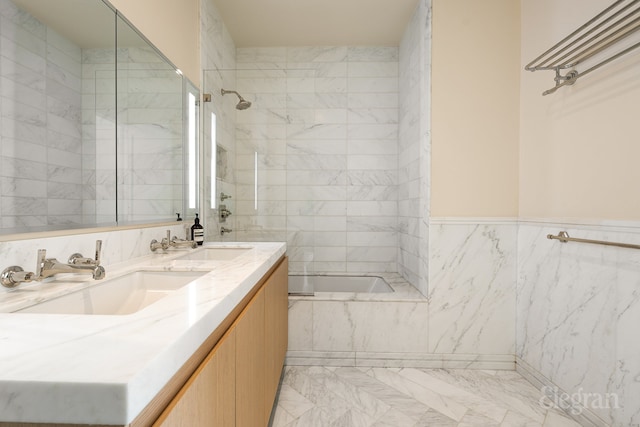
[288,275,393,295]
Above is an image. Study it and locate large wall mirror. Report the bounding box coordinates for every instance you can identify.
[0,0,198,235]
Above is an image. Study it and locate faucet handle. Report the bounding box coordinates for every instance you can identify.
[36,249,46,279]
[68,240,103,266]
[94,240,102,265]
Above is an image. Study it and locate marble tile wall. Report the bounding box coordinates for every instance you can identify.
[0,0,84,228]
[234,46,400,274]
[517,221,640,426]
[398,0,431,295]
[200,0,237,241]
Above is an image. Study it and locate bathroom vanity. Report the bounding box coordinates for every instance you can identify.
[0,242,287,426]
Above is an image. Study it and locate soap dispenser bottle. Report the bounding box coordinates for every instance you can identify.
[191,213,204,245]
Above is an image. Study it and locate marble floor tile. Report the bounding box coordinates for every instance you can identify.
[271,366,584,427]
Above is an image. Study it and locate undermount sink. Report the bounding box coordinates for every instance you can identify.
[175,247,252,261]
[16,271,206,315]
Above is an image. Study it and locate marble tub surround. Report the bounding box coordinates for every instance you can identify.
[517,220,640,427]
[0,241,286,424]
[287,221,519,370]
[287,273,429,367]
[287,271,512,370]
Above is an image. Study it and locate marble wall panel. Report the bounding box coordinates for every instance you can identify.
[517,221,640,426]
[398,0,431,295]
[429,221,517,355]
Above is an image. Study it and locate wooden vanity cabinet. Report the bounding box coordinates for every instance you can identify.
[153,256,288,427]
[153,329,236,427]
[235,287,266,426]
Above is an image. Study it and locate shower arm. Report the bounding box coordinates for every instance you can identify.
[221,89,241,98]
[220,88,252,110]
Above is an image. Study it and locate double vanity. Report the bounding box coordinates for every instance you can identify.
[0,241,287,426]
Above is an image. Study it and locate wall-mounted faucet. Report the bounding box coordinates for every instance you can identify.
[150,231,170,251]
[1,240,106,288]
[170,236,198,249]
[36,240,106,281]
[220,227,233,236]
[150,230,197,252]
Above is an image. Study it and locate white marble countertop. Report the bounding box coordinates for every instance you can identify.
[0,241,286,425]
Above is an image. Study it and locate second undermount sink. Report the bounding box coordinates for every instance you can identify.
[16,271,206,315]
[175,247,252,261]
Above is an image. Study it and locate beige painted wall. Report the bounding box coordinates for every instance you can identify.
[430,0,520,217]
[520,0,640,221]
[109,0,200,86]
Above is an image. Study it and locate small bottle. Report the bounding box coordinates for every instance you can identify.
[191,213,204,246]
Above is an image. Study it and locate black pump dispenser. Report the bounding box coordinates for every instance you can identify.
[191,213,204,245]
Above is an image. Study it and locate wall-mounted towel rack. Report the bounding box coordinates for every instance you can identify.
[547,231,640,250]
[525,0,640,95]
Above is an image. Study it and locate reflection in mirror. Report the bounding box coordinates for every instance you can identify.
[0,0,197,235]
[115,13,185,224]
[0,0,116,231]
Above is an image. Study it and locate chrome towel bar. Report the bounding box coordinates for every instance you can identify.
[547,231,640,250]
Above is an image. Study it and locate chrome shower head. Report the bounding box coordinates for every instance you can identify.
[221,89,252,110]
[236,98,252,110]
